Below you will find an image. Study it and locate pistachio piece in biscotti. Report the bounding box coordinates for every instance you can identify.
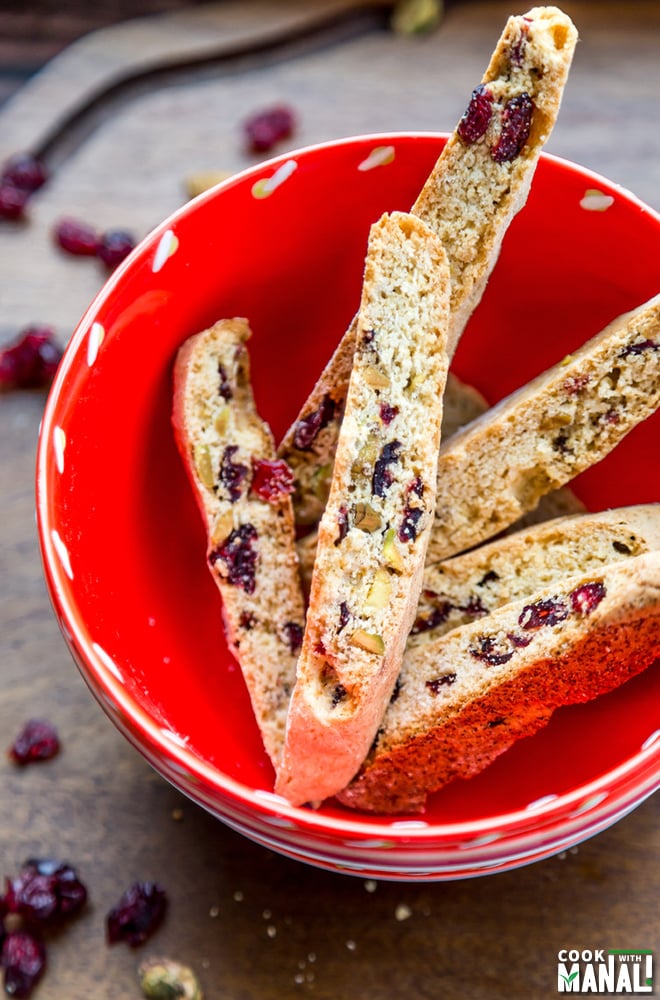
[276,211,451,807]
[172,318,305,768]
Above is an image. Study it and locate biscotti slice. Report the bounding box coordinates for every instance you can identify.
[275,212,451,806]
[426,293,660,564]
[339,551,660,813]
[172,318,305,768]
[411,503,660,645]
[278,5,578,529]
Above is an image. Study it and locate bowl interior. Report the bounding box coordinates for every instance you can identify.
[39,134,660,832]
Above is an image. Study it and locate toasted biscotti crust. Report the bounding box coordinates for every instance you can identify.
[277,5,578,530]
[172,319,305,767]
[339,551,660,813]
[426,293,660,564]
[276,213,451,806]
[410,503,660,644]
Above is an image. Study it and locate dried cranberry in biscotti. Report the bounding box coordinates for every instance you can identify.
[219,445,248,502]
[209,523,258,593]
[518,597,569,629]
[292,395,335,450]
[457,84,493,144]
[469,635,515,666]
[372,440,401,497]
[491,92,534,163]
[251,458,295,503]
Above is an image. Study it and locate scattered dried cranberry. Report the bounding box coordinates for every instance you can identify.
[469,635,515,666]
[0,182,30,221]
[9,719,60,765]
[398,504,423,543]
[457,84,493,144]
[251,458,295,503]
[426,674,457,694]
[282,621,303,654]
[1,930,46,999]
[293,395,336,450]
[243,104,295,153]
[0,326,62,392]
[618,339,659,358]
[2,153,48,193]
[5,860,87,924]
[570,581,606,615]
[209,523,258,593]
[372,440,401,497]
[518,597,569,630]
[492,92,534,163]
[379,402,399,425]
[53,216,98,256]
[96,229,136,269]
[219,445,249,503]
[106,881,167,948]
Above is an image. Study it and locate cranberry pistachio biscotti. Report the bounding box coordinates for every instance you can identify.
[172,318,305,767]
[339,551,660,814]
[276,212,451,806]
[278,5,578,529]
[426,293,660,564]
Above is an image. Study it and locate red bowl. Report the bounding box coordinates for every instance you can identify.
[36,133,660,879]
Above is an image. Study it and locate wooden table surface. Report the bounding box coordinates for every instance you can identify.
[1,3,658,998]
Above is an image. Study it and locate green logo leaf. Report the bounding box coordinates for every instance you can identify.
[560,971,579,985]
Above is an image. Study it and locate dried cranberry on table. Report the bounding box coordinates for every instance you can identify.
[243,104,296,153]
[0,183,30,222]
[96,229,136,269]
[4,859,87,925]
[53,216,99,256]
[106,881,168,947]
[0,327,63,392]
[53,216,137,268]
[0,152,48,222]
[1,930,46,999]
[0,858,88,998]
[2,154,48,194]
[8,719,60,764]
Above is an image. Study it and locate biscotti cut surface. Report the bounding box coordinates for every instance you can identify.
[426,293,660,564]
[172,318,305,768]
[339,551,660,814]
[277,5,577,531]
[411,503,660,645]
[276,212,451,806]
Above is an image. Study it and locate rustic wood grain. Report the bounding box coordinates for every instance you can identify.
[0,3,658,998]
